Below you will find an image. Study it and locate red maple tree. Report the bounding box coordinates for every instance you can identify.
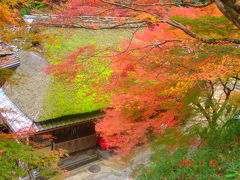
[46,0,240,152]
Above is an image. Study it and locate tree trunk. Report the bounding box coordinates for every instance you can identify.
[215,0,240,29]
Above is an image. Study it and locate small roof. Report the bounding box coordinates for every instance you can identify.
[0,88,39,134]
[0,49,20,70]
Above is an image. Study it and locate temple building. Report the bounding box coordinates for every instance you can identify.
[0,47,103,170]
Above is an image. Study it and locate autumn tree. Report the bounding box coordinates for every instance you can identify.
[0,1,64,179]
[0,0,29,41]
[0,133,65,180]
[46,0,240,152]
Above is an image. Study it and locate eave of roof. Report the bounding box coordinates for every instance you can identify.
[0,88,39,133]
[36,110,104,132]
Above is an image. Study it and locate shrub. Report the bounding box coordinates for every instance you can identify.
[20,1,47,16]
[136,114,240,180]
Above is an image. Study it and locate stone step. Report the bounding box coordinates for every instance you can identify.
[60,153,99,171]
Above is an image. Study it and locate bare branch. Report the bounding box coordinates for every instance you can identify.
[100,0,240,44]
[132,0,214,8]
[230,73,239,91]
[193,102,211,122]
[232,73,240,81]
[130,40,182,51]
[166,19,240,44]
[101,25,141,57]
[219,77,231,95]
[208,80,215,99]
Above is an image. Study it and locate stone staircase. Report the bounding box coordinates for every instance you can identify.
[60,149,99,171]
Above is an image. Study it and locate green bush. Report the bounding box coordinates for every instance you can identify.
[136,114,240,180]
[20,1,47,16]
[20,7,31,16]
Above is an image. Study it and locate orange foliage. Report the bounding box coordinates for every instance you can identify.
[49,0,240,152]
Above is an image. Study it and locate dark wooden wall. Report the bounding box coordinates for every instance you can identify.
[51,121,95,143]
[33,120,97,153]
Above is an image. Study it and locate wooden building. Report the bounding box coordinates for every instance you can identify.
[35,110,103,153]
[0,49,104,170]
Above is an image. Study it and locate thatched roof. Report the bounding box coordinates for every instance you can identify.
[3,51,51,122]
[1,49,103,133]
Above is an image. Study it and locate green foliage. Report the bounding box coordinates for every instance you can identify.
[20,1,47,16]
[137,114,240,180]
[41,28,132,120]
[0,68,14,86]
[170,43,237,60]
[171,15,234,38]
[20,7,31,16]
[0,135,62,180]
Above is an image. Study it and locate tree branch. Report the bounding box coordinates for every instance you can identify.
[230,74,239,91]
[208,80,215,99]
[130,40,182,51]
[215,0,240,29]
[193,102,211,122]
[219,77,230,95]
[166,19,240,44]
[100,0,240,44]
[232,73,240,81]
[132,0,214,8]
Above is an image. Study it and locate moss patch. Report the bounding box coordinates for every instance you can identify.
[41,28,132,120]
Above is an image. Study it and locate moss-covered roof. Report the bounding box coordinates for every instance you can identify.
[40,28,133,120]
[36,110,104,132]
[3,28,132,125]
